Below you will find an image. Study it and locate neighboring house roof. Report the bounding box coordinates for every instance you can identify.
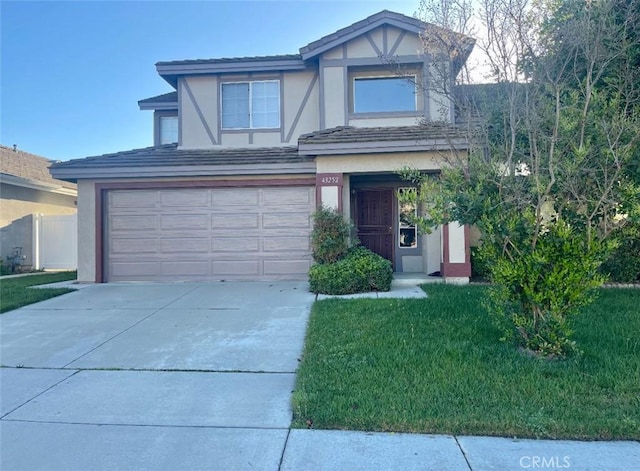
[298,124,470,155]
[0,144,77,195]
[49,144,315,182]
[138,91,178,110]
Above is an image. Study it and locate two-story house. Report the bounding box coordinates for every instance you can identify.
[50,10,474,283]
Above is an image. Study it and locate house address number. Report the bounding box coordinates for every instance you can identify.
[316,173,343,186]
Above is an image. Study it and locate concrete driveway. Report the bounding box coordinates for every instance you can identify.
[0,282,315,470]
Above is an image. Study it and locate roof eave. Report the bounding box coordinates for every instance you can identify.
[138,101,178,111]
[157,59,308,86]
[49,161,317,182]
[0,173,77,195]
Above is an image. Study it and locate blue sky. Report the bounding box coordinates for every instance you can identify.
[1,0,418,161]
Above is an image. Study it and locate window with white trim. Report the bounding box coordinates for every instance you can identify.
[353,76,417,113]
[221,80,280,129]
[159,116,178,144]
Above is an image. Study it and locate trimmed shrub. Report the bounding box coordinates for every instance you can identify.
[486,221,609,358]
[311,206,354,264]
[309,246,393,295]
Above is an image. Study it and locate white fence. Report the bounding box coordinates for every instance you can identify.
[32,214,78,270]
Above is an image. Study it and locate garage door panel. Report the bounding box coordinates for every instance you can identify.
[111,215,158,231]
[212,188,260,205]
[160,238,209,253]
[160,261,210,276]
[212,260,260,276]
[160,214,209,231]
[111,239,158,254]
[110,262,160,277]
[211,214,259,229]
[264,259,312,275]
[211,237,260,252]
[263,237,310,252]
[110,191,158,209]
[107,186,314,281]
[159,189,210,207]
[263,213,310,229]
[263,187,312,205]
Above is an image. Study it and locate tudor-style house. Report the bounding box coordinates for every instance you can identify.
[51,10,475,283]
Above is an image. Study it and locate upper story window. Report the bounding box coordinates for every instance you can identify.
[221,80,280,129]
[353,76,417,113]
[159,116,178,144]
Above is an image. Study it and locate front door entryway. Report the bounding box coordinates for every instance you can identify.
[354,188,394,266]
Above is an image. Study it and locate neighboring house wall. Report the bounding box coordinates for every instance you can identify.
[0,184,76,268]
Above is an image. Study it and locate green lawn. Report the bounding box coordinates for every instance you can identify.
[0,272,77,313]
[292,285,640,440]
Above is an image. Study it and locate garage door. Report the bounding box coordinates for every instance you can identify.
[105,186,315,281]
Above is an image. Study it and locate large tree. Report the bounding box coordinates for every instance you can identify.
[403,0,640,357]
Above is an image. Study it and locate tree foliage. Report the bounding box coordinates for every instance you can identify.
[406,0,640,357]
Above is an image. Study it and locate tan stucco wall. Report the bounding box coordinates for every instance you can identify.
[220,133,250,146]
[180,76,219,149]
[180,71,319,149]
[283,71,319,140]
[77,181,96,282]
[428,61,452,122]
[390,28,422,56]
[323,66,345,128]
[316,152,444,174]
[0,184,76,267]
[346,35,378,58]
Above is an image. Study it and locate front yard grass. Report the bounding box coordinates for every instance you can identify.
[0,272,77,313]
[292,285,640,440]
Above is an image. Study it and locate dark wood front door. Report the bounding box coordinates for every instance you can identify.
[355,188,394,265]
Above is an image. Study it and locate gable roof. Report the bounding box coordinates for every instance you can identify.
[299,10,427,60]
[49,144,315,182]
[0,144,77,193]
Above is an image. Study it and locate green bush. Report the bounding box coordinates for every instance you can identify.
[470,245,490,281]
[311,206,354,264]
[309,246,393,295]
[600,223,640,283]
[486,221,609,358]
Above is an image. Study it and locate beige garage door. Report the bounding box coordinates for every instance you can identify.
[106,186,315,281]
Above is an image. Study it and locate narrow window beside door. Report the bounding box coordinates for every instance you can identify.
[398,188,417,248]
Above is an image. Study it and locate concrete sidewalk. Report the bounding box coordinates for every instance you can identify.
[1,281,638,470]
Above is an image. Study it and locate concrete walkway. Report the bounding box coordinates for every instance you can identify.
[1,282,638,470]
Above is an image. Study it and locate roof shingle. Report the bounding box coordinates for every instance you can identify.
[298,124,468,144]
[0,145,76,190]
[50,144,312,170]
